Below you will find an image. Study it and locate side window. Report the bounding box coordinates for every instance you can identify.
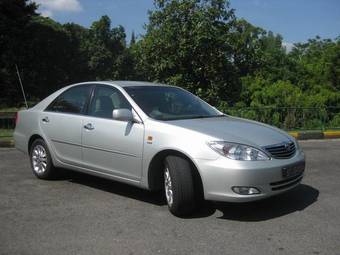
[89,86,131,119]
[46,85,93,114]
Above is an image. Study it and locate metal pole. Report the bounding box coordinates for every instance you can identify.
[15,64,28,109]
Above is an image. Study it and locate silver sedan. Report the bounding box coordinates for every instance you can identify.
[14,81,305,216]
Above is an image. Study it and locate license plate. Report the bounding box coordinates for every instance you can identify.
[282,161,305,178]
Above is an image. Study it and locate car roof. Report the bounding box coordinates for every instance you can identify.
[62,81,177,93]
[107,81,166,88]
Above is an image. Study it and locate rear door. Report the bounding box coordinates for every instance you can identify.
[40,85,94,166]
[81,85,144,181]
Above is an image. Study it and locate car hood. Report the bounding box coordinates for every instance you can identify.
[165,116,292,147]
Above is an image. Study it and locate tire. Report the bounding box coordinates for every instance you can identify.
[164,155,196,216]
[29,138,56,180]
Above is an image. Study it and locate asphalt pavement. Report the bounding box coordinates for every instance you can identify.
[0,140,340,255]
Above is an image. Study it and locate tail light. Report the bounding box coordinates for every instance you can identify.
[15,112,19,126]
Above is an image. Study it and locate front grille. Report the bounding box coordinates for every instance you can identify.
[264,141,296,159]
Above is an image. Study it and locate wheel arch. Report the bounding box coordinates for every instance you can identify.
[28,134,58,167]
[28,134,44,153]
[147,149,204,195]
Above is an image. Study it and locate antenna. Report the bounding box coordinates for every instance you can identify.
[15,64,28,109]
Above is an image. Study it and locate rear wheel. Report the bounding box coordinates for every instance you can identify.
[164,155,196,216]
[30,139,56,179]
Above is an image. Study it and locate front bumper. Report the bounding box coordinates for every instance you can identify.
[194,150,305,202]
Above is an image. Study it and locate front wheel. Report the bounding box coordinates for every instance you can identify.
[164,155,196,216]
[30,139,56,180]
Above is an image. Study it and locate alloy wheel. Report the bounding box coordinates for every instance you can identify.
[32,145,48,174]
[164,167,173,206]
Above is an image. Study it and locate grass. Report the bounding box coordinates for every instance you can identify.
[0,136,13,142]
[0,101,37,112]
[0,129,13,136]
[0,129,14,142]
[0,129,14,145]
[0,107,21,112]
[287,128,340,132]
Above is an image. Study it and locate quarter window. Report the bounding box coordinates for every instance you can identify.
[46,85,92,114]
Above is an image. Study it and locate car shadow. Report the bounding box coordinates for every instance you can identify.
[56,170,319,221]
[59,169,166,206]
[212,184,319,221]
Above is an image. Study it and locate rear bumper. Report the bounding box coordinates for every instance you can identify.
[194,150,305,202]
[14,130,28,154]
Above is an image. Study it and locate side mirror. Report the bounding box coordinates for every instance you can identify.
[112,109,134,122]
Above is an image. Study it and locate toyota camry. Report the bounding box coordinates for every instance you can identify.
[14,81,305,216]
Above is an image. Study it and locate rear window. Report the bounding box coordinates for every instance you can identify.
[46,85,93,114]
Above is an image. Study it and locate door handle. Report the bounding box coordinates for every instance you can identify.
[42,117,49,123]
[84,123,94,130]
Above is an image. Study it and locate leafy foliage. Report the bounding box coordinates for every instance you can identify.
[133,0,238,104]
[0,0,339,129]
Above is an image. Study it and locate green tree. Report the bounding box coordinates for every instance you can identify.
[84,15,134,80]
[130,30,136,46]
[134,0,237,105]
[0,0,37,106]
[229,19,266,77]
[1,0,339,132]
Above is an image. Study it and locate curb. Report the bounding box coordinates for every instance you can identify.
[0,140,14,148]
[1,130,340,148]
[288,130,340,140]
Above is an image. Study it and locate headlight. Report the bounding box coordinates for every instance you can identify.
[207,141,270,161]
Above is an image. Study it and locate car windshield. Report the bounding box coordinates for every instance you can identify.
[124,86,223,121]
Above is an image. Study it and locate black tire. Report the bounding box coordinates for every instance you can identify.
[164,155,196,216]
[29,138,56,180]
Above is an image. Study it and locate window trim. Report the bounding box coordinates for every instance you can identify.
[44,83,144,123]
[123,85,222,121]
[87,84,142,122]
[44,84,95,116]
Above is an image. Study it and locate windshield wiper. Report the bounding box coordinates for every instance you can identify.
[161,114,226,121]
[186,114,226,119]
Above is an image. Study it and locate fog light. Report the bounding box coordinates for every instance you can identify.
[232,186,260,195]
